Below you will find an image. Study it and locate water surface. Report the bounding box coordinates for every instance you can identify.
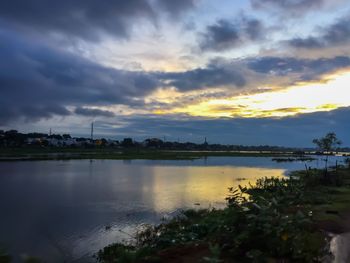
[0,156,344,262]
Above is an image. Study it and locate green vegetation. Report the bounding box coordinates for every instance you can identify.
[97,165,350,263]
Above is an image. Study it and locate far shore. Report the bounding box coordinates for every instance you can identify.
[0,147,348,161]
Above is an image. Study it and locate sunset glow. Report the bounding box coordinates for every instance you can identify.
[153,70,350,118]
[1,0,350,145]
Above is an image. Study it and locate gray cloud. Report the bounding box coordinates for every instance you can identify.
[199,17,264,52]
[0,30,159,124]
[162,55,350,93]
[158,63,246,90]
[75,107,115,118]
[0,0,154,41]
[247,56,350,80]
[0,0,195,42]
[1,27,350,125]
[251,0,325,13]
[0,105,71,124]
[288,14,350,49]
[156,0,196,18]
[244,18,265,41]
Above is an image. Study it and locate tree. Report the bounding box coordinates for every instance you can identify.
[121,138,133,147]
[62,134,72,139]
[312,132,342,153]
[312,132,342,177]
[100,138,108,146]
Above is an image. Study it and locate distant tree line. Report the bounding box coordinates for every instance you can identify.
[0,129,349,152]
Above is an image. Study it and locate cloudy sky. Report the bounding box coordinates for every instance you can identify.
[1,0,350,146]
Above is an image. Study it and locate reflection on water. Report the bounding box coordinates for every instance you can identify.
[149,166,285,212]
[0,157,345,262]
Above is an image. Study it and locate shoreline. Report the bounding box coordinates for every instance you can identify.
[97,166,350,262]
[0,148,324,161]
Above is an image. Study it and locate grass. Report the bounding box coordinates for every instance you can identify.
[96,166,350,263]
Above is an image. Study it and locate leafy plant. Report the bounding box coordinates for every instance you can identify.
[96,244,157,263]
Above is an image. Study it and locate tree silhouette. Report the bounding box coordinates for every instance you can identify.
[312,132,342,178]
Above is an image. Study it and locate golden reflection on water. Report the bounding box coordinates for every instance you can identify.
[145,166,286,212]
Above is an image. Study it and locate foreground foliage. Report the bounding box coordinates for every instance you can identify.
[97,166,350,262]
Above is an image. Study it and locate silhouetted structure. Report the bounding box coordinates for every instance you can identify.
[91,122,94,141]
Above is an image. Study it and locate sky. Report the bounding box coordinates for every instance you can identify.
[0,0,350,146]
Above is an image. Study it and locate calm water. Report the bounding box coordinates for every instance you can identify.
[0,156,345,262]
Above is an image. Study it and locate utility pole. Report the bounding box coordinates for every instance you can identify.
[49,128,52,136]
[91,122,94,141]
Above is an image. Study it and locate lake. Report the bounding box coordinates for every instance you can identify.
[0,156,345,262]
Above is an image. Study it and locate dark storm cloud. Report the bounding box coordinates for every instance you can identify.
[199,17,264,51]
[288,14,350,49]
[0,0,155,41]
[251,0,325,13]
[247,56,350,80]
[0,0,195,41]
[158,64,246,90]
[75,107,115,118]
[0,30,159,124]
[108,107,350,146]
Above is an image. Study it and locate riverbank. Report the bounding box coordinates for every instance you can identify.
[0,147,310,161]
[97,165,350,262]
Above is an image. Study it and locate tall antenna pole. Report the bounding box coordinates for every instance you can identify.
[49,128,52,136]
[91,122,94,141]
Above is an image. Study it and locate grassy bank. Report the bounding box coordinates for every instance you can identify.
[97,165,350,263]
[0,147,304,161]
